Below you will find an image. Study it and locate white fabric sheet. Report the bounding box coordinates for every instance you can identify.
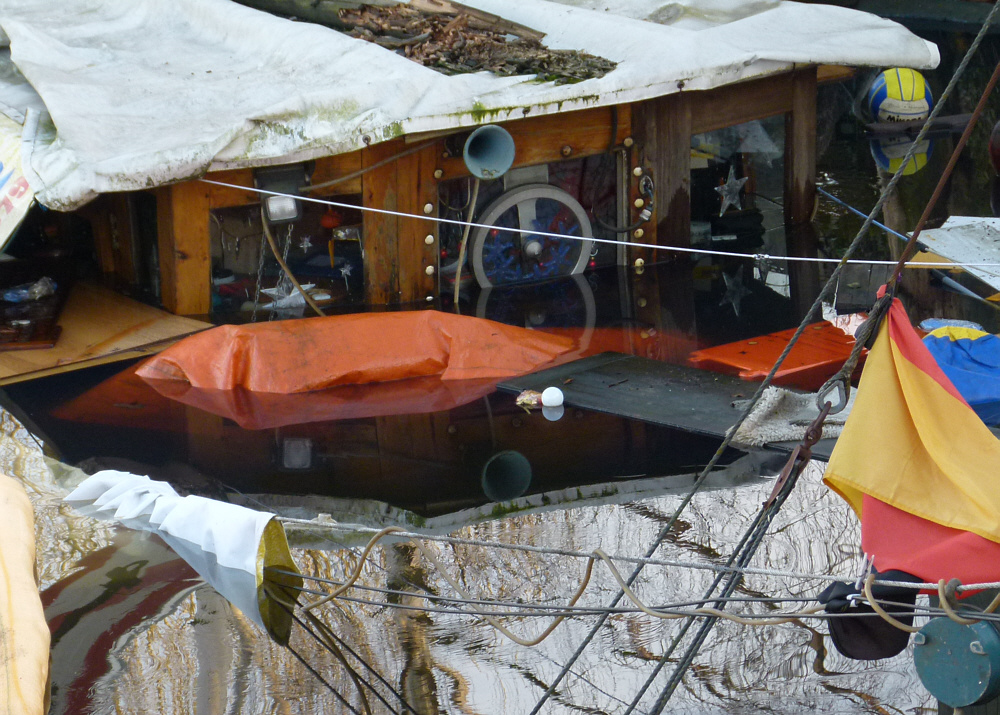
[65,469,277,629]
[0,0,938,209]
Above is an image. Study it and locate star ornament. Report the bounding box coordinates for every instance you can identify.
[720,265,751,318]
[714,166,749,216]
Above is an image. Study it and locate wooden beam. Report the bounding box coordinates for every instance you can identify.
[689,72,796,135]
[436,105,632,181]
[156,181,212,315]
[785,66,818,225]
[362,139,403,304]
[205,152,364,210]
[817,64,856,85]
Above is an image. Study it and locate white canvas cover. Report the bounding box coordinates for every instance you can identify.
[0,0,938,210]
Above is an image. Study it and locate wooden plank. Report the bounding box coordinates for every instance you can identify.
[689,72,796,135]
[362,139,403,304]
[817,64,856,84]
[396,142,440,304]
[0,282,209,385]
[309,151,364,196]
[156,181,212,315]
[204,168,258,208]
[205,152,364,210]
[785,66,818,226]
[436,105,631,181]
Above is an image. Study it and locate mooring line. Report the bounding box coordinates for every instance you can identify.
[200,177,1000,270]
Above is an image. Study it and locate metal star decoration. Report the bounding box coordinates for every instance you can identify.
[714,165,749,216]
[719,265,751,318]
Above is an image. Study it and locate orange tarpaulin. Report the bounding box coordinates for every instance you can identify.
[136,310,576,393]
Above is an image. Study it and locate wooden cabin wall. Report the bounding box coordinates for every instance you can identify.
[137,66,817,316]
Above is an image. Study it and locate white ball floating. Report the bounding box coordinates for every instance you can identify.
[541,386,564,408]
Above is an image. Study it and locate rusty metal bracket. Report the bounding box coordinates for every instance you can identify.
[763,401,832,509]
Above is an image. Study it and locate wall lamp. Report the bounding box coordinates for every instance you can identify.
[253,163,312,224]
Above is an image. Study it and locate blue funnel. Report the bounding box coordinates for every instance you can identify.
[463,125,515,180]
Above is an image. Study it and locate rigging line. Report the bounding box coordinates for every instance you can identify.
[272,584,419,714]
[890,47,1000,286]
[815,187,911,242]
[536,282,841,710]
[269,585,378,715]
[634,11,1000,709]
[278,520,858,585]
[293,609,412,715]
[283,581,1000,622]
[268,567,820,609]
[622,503,772,714]
[200,178,1000,269]
[530,649,637,713]
[649,478,803,712]
[285,641,364,715]
[321,625,425,715]
[276,579,822,618]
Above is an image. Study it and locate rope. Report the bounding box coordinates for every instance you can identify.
[638,414,825,713]
[862,573,919,634]
[938,579,980,626]
[273,577,1000,625]
[201,178,1000,270]
[628,10,1000,709]
[816,187,911,242]
[261,206,326,317]
[452,177,480,310]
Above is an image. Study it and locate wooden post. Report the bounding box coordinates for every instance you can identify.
[156,181,212,315]
[785,66,818,226]
[632,94,692,267]
[396,142,440,304]
[362,139,403,305]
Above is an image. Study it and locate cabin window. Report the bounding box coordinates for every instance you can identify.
[690,114,787,297]
[208,195,364,317]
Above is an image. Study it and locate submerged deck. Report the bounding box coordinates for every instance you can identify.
[498,351,839,461]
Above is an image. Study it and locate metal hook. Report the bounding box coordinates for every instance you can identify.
[817,377,850,415]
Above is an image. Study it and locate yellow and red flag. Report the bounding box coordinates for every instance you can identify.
[824,296,1000,585]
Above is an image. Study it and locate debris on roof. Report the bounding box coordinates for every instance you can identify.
[338,4,616,83]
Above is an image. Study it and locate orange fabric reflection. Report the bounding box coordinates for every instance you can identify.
[136,310,576,393]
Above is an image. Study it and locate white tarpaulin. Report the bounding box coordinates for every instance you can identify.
[0,0,938,210]
[0,112,34,247]
[919,216,1000,294]
[65,470,303,643]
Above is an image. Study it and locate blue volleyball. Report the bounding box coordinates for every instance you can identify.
[867,68,934,123]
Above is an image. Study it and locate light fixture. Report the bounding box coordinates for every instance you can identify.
[254,163,310,224]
